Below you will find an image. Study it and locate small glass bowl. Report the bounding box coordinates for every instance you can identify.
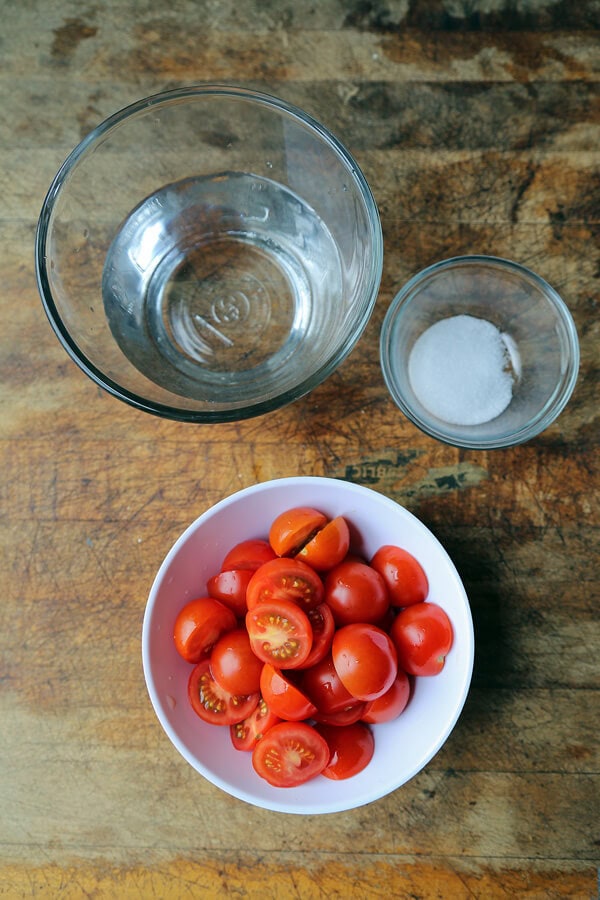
[380,256,580,449]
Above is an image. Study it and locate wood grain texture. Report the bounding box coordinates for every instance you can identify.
[1,0,598,897]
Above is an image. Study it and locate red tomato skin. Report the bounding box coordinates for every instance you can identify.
[298,603,335,669]
[313,701,369,726]
[252,721,330,787]
[188,660,259,726]
[296,516,351,572]
[173,597,236,664]
[362,670,412,723]
[230,698,281,751]
[246,557,324,612]
[246,597,313,669]
[316,722,375,780]
[324,560,389,625]
[207,568,254,617]
[221,539,276,572]
[209,627,263,695]
[370,545,429,608]
[269,507,328,557]
[299,652,356,715]
[390,602,453,676]
[260,663,318,721]
[331,623,398,701]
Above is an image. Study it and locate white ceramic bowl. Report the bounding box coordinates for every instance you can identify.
[142,477,474,814]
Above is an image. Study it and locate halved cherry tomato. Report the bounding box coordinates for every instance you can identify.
[207,568,254,617]
[296,516,350,571]
[260,663,317,721]
[269,507,327,557]
[299,603,335,669]
[316,722,374,780]
[173,597,236,664]
[246,557,324,612]
[362,670,411,723]
[209,627,263,695]
[390,602,453,676]
[299,652,356,715]
[313,701,369,726]
[332,623,398,701]
[324,560,389,625]
[370,545,429,608]
[230,697,281,752]
[252,721,330,787]
[188,659,259,726]
[246,598,313,669]
[221,539,276,572]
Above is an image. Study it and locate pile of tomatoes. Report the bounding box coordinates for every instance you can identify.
[172,506,453,788]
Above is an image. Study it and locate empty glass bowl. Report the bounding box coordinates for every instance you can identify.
[380,256,579,449]
[36,85,383,421]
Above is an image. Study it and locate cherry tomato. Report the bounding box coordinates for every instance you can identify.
[252,721,330,787]
[299,652,356,714]
[313,701,369,726]
[173,597,236,664]
[207,568,254,617]
[221,539,276,572]
[332,623,398,701]
[370,545,429,608]
[390,602,453,676]
[260,663,317,721]
[296,516,350,571]
[324,560,389,625]
[362,670,411,723]
[246,557,324,612]
[209,627,263,695]
[269,507,327,557]
[230,697,281,752]
[246,598,313,669]
[188,659,259,726]
[300,603,335,669]
[316,722,375,780]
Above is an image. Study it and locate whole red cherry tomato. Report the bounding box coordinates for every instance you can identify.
[325,560,389,625]
[370,545,429,608]
[390,602,453,676]
[269,507,328,557]
[173,597,236,664]
[316,722,375,780]
[332,623,398,701]
[188,659,259,726]
[252,721,330,787]
[246,557,324,612]
[209,627,263,695]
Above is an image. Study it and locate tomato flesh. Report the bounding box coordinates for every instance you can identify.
[269,507,328,557]
[230,698,281,751]
[252,721,330,787]
[188,660,259,726]
[246,557,324,612]
[300,603,335,669]
[296,516,350,571]
[246,598,313,669]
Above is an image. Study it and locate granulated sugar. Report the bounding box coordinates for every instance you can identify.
[408,314,519,426]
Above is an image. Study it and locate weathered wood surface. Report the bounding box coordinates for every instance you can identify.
[1,1,598,897]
